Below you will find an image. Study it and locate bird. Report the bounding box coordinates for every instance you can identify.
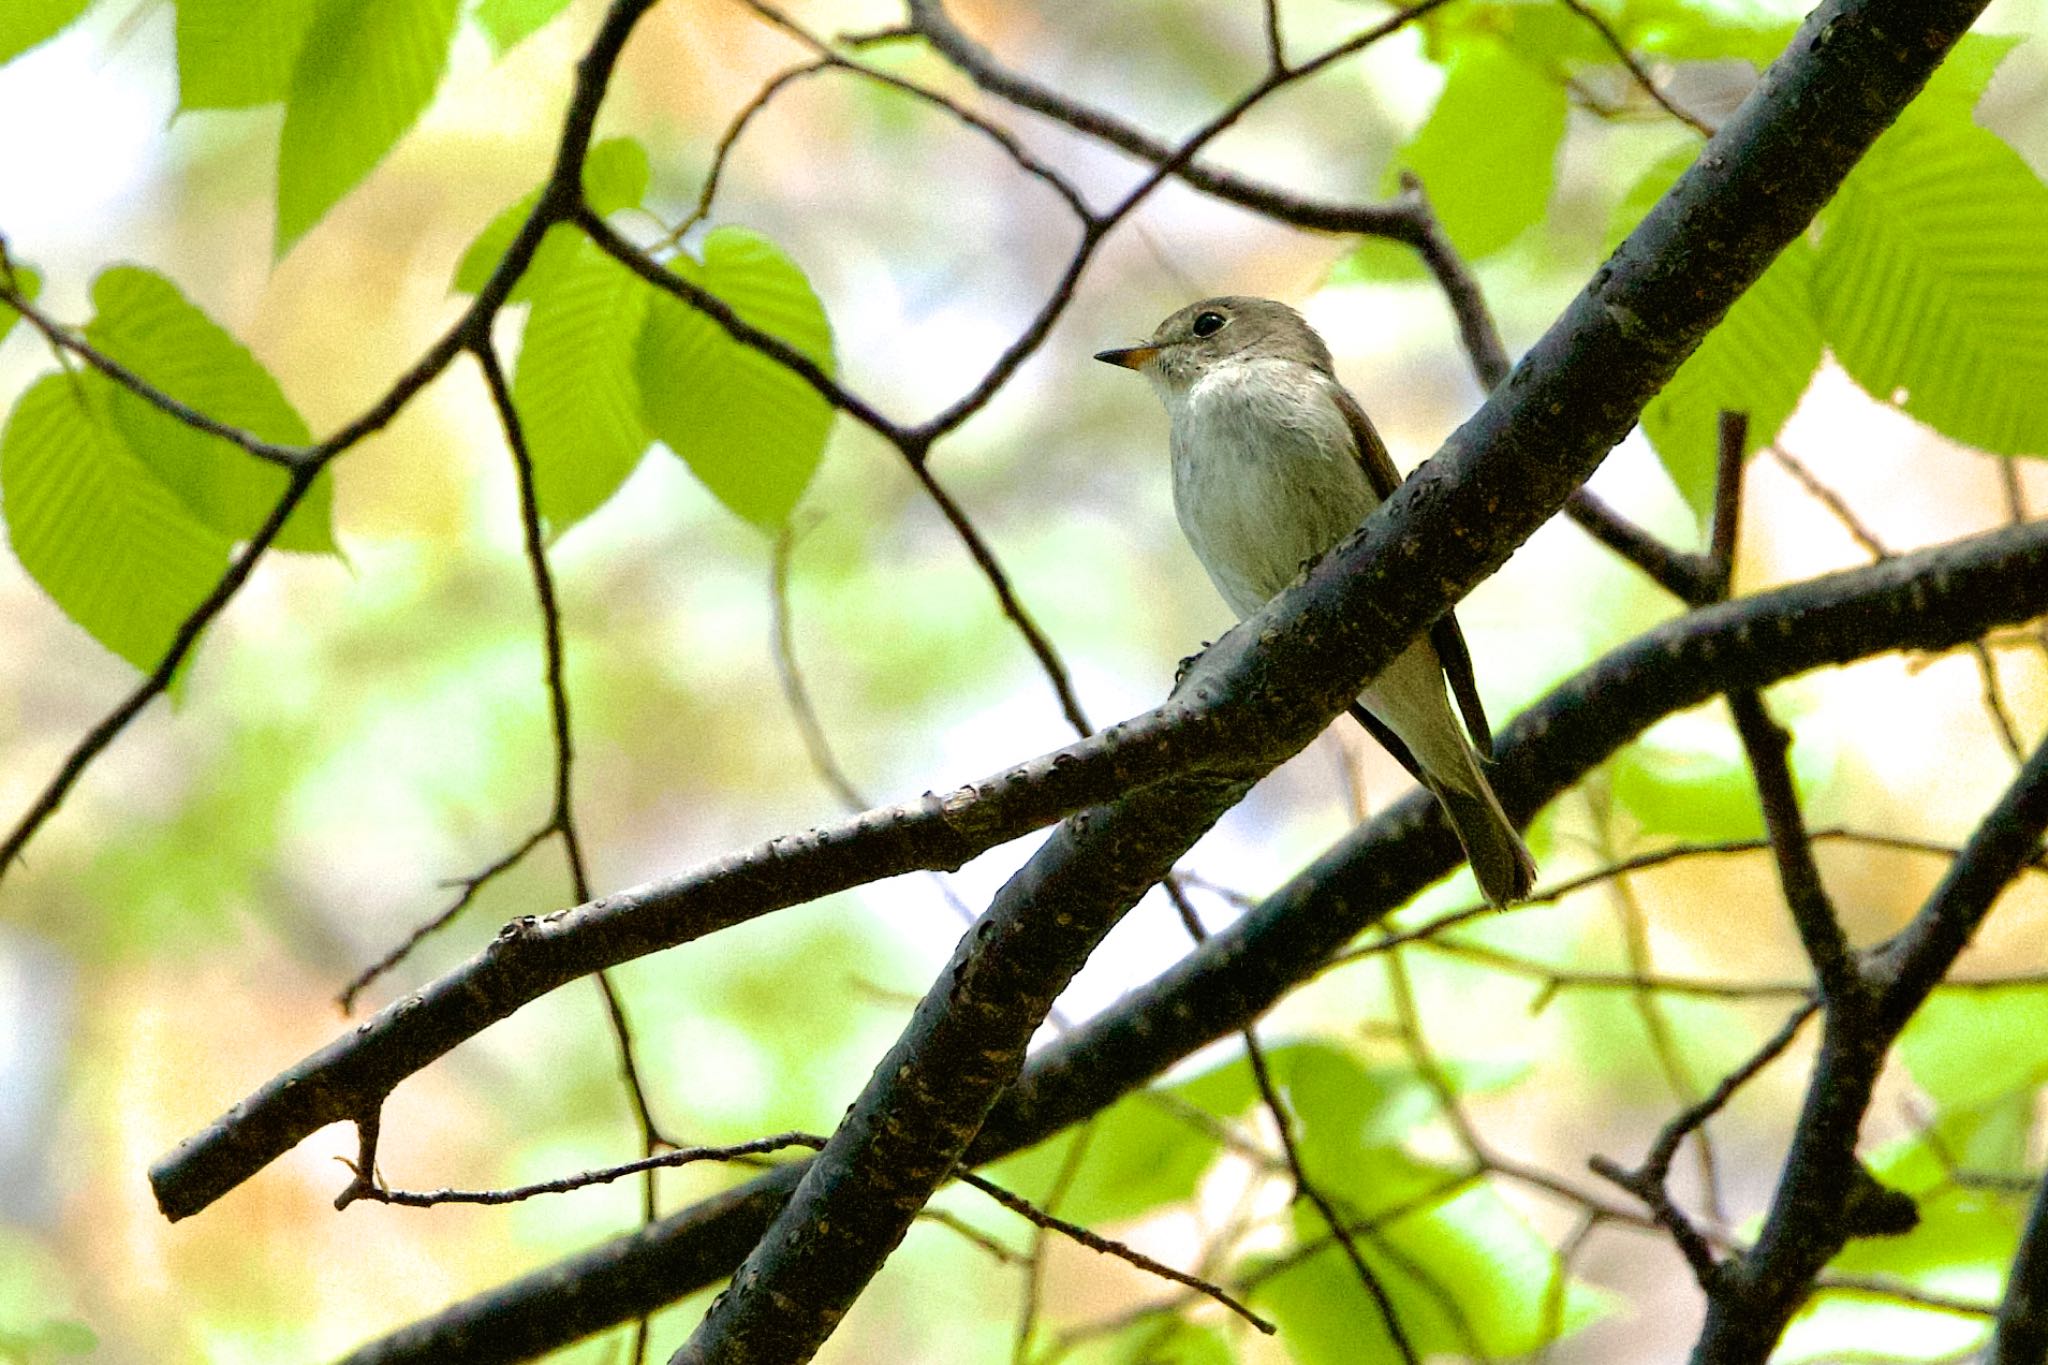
[1095,295,1535,906]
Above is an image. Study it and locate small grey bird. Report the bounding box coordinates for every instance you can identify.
[1097,296,1535,906]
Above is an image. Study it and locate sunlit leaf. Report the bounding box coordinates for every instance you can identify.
[275,0,464,256]
[1251,1180,1610,1360]
[1776,1292,1989,1365]
[1062,1317,1234,1365]
[1,374,234,671]
[81,266,335,552]
[0,263,41,348]
[984,1092,1224,1229]
[0,0,89,67]
[510,238,653,534]
[1913,31,2024,117]
[1393,39,1569,259]
[1613,148,1823,520]
[472,0,574,56]
[452,136,651,297]
[174,0,320,110]
[1901,989,2048,1111]
[634,227,837,530]
[1814,113,2048,458]
[1609,710,1764,841]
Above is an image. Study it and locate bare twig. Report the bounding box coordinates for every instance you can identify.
[338,826,555,1012]
[1557,0,1717,135]
[1591,1000,1820,1288]
[1728,692,1863,1002]
[1768,444,1892,561]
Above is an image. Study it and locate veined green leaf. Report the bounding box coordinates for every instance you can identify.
[275,0,463,257]
[0,263,42,348]
[511,238,654,534]
[174,0,320,110]
[1614,148,1822,520]
[452,136,651,297]
[0,0,89,67]
[1815,113,2048,458]
[2,374,235,672]
[81,266,335,552]
[472,0,574,56]
[1393,39,1569,260]
[634,227,836,530]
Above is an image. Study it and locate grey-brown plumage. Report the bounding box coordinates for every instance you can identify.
[1096,296,1536,906]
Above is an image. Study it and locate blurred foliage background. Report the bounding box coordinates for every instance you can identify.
[2,0,2048,1360]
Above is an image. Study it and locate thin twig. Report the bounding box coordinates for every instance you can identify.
[337,825,554,1011]
[731,0,1089,220]
[1727,691,1862,1003]
[1768,444,1892,561]
[954,1168,1276,1336]
[1556,0,1717,135]
[476,340,669,1364]
[1591,1000,1821,1288]
[1587,790,1725,1225]
[0,262,306,470]
[356,1132,823,1206]
[1260,0,1286,72]
[1243,1035,1419,1362]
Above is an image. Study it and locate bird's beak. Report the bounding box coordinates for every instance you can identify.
[1093,344,1159,370]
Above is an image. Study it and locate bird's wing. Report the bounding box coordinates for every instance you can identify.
[1331,382,1496,757]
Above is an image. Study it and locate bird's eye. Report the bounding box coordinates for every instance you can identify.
[1190,311,1227,337]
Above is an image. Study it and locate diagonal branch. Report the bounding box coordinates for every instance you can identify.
[683,0,2007,1326]
[328,515,2048,1365]
[1691,731,2048,1361]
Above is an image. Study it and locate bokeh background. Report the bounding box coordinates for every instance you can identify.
[3,0,2048,1360]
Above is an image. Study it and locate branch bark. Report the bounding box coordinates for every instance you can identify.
[331,516,2048,1365]
[672,0,1992,1354]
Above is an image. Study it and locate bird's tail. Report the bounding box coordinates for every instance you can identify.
[1424,767,1537,909]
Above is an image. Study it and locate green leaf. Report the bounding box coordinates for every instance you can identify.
[1063,1318,1234,1365]
[1615,150,1823,520]
[0,263,42,348]
[984,1095,1224,1229]
[452,137,651,297]
[1609,712,1762,842]
[1251,1181,1610,1360]
[511,238,654,534]
[1914,31,2024,118]
[634,227,837,530]
[472,0,574,55]
[0,0,89,67]
[2,374,235,671]
[1901,988,2048,1111]
[81,266,335,552]
[1814,113,2048,458]
[174,0,320,110]
[1393,39,1569,259]
[275,0,464,256]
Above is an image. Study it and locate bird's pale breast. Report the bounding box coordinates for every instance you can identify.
[1160,358,1378,620]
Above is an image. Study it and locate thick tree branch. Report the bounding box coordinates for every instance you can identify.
[160,4,1994,1354]
[1689,732,2048,1361]
[1991,1167,2048,1364]
[683,0,1958,1340]
[331,515,2048,1365]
